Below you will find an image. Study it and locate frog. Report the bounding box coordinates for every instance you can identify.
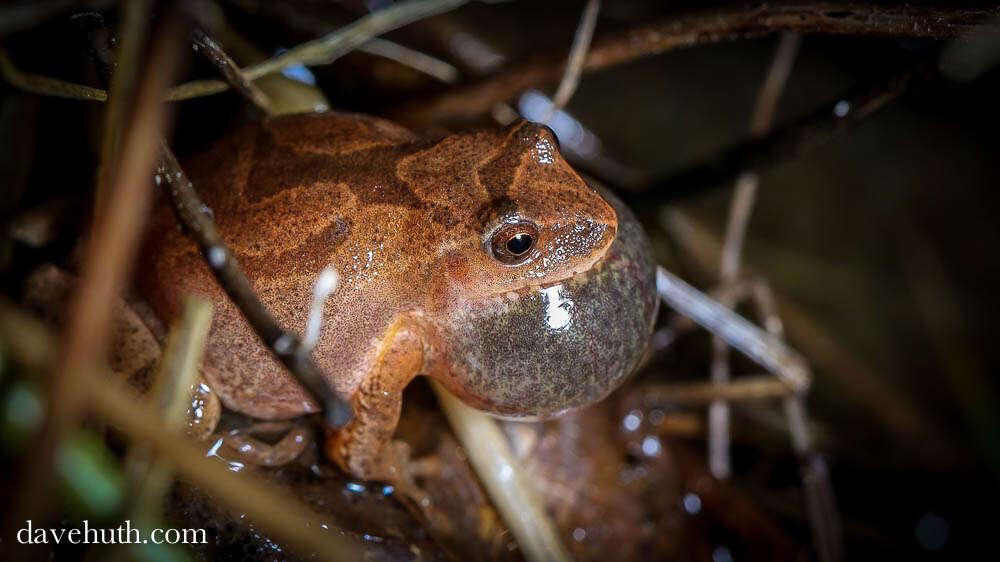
[138,112,659,482]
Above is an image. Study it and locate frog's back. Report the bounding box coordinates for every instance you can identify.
[141,113,438,419]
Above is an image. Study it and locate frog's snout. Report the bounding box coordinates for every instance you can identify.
[438,188,659,419]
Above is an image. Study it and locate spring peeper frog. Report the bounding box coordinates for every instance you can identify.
[139,113,658,480]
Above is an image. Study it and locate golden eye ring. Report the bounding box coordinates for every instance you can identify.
[488,220,539,265]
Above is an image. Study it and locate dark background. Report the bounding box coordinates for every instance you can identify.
[2,1,999,559]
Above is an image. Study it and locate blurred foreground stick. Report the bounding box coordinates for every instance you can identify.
[4,6,172,558]
[0,299,364,561]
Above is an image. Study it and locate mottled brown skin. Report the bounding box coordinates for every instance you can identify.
[140,112,657,480]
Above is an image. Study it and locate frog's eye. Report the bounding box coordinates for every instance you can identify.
[488,220,539,265]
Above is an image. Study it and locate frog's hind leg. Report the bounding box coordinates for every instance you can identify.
[324,318,424,482]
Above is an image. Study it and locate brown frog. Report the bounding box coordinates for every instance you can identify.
[139,112,658,481]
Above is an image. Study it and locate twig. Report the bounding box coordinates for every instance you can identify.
[710,32,800,480]
[391,2,998,128]
[632,58,937,206]
[738,272,843,562]
[541,0,600,123]
[93,0,153,221]
[660,210,929,439]
[190,27,274,116]
[0,46,107,101]
[430,381,572,562]
[784,397,843,562]
[4,14,177,555]
[1,0,469,104]
[655,266,811,393]
[360,38,460,83]
[166,0,470,101]
[156,144,353,428]
[646,375,793,405]
[220,0,462,82]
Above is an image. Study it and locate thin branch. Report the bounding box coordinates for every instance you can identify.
[741,274,843,562]
[631,58,937,207]
[166,0,470,101]
[541,0,600,122]
[711,32,801,480]
[361,38,460,83]
[660,210,930,439]
[190,27,274,116]
[93,0,153,221]
[645,375,794,405]
[0,0,469,104]
[655,266,811,393]
[784,397,843,562]
[430,381,572,562]
[156,144,353,428]
[0,45,107,101]
[391,2,996,128]
[225,0,462,82]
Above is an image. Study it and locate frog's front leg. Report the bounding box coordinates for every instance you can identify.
[324,318,424,481]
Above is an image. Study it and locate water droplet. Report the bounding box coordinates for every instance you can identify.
[273,334,294,354]
[641,436,661,457]
[682,492,702,514]
[206,246,227,268]
[499,464,514,482]
[623,410,642,432]
[712,546,734,562]
[915,512,949,550]
[648,408,665,425]
[346,482,365,493]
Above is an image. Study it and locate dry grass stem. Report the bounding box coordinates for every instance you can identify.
[166,0,470,102]
[361,38,460,83]
[710,31,800,479]
[647,376,793,405]
[93,0,153,219]
[655,266,811,393]
[0,46,107,101]
[0,300,362,561]
[392,2,998,128]
[637,58,937,204]
[541,0,600,123]
[431,381,571,562]
[660,210,928,438]
[190,27,274,116]
[1,0,468,104]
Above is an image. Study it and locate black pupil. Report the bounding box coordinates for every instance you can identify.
[506,233,533,255]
